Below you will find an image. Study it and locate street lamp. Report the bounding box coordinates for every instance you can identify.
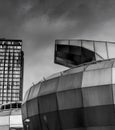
[24,119,30,130]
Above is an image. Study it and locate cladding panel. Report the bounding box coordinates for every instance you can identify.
[28,115,42,130]
[59,108,84,129]
[84,105,115,127]
[82,85,113,107]
[27,98,39,117]
[27,83,41,100]
[21,103,28,120]
[39,78,59,96]
[41,112,61,130]
[39,94,57,113]
[0,126,9,130]
[57,89,83,110]
[57,73,82,91]
[86,126,115,130]
[10,115,23,127]
[82,68,112,87]
[0,116,9,125]
[86,61,113,71]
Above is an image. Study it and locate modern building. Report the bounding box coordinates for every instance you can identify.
[0,39,24,104]
[22,39,115,130]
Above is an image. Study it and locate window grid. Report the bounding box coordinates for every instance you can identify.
[0,40,23,104]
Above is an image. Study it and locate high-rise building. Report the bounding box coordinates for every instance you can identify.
[0,39,24,104]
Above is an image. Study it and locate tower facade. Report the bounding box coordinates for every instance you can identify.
[0,39,24,104]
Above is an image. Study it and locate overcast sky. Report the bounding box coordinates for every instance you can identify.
[1,0,115,96]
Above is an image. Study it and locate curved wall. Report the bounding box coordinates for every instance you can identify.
[22,59,115,130]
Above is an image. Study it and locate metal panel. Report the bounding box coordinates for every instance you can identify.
[0,110,10,116]
[112,68,115,84]
[40,111,61,130]
[10,115,23,127]
[63,66,85,75]
[64,128,85,130]
[21,103,28,120]
[39,94,57,113]
[84,105,115,127]
[23,89,30,103]
[57,89,82,110]
[112,84,115,104]
[46,72,61,80]
[27,98,39,117]
[27,82,41,100]
[86,60,113,71]
[86,126,115,130]
[82,68,112,87]
[29,115,42,130]
[82,85,113,107]
[59,108,84,129]
[0,126,9,130]
[39,78,59,96]
[0,116,9,125]
[57,73,82,92]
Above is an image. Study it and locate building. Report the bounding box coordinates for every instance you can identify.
[0,39,24,104]
[0,102,23,130]
[22,39,115,130]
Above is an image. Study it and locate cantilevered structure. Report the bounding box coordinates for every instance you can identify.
[22,39,115,130]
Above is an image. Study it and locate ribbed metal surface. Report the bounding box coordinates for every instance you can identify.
[22,59,115,130]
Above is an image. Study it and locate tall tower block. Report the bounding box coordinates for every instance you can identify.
[0,39,24,104]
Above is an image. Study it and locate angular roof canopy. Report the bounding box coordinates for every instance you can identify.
[54,39,115,67]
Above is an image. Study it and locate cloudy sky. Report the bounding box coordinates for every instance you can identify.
[0,0,115,96]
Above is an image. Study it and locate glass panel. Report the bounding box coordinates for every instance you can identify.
[95,54,103,61]
[70,40,81,47]
[11,103,17,108]
[108,42,115,59]
[82,40,94,51]
[56,40,69,45]
[6,104,10,109]
[18,103,21,108]
[95,41,107,59]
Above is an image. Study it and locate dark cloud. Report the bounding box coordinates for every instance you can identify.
[0,0,115,45]
[18,0,115,52]
[1,0,115,93]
